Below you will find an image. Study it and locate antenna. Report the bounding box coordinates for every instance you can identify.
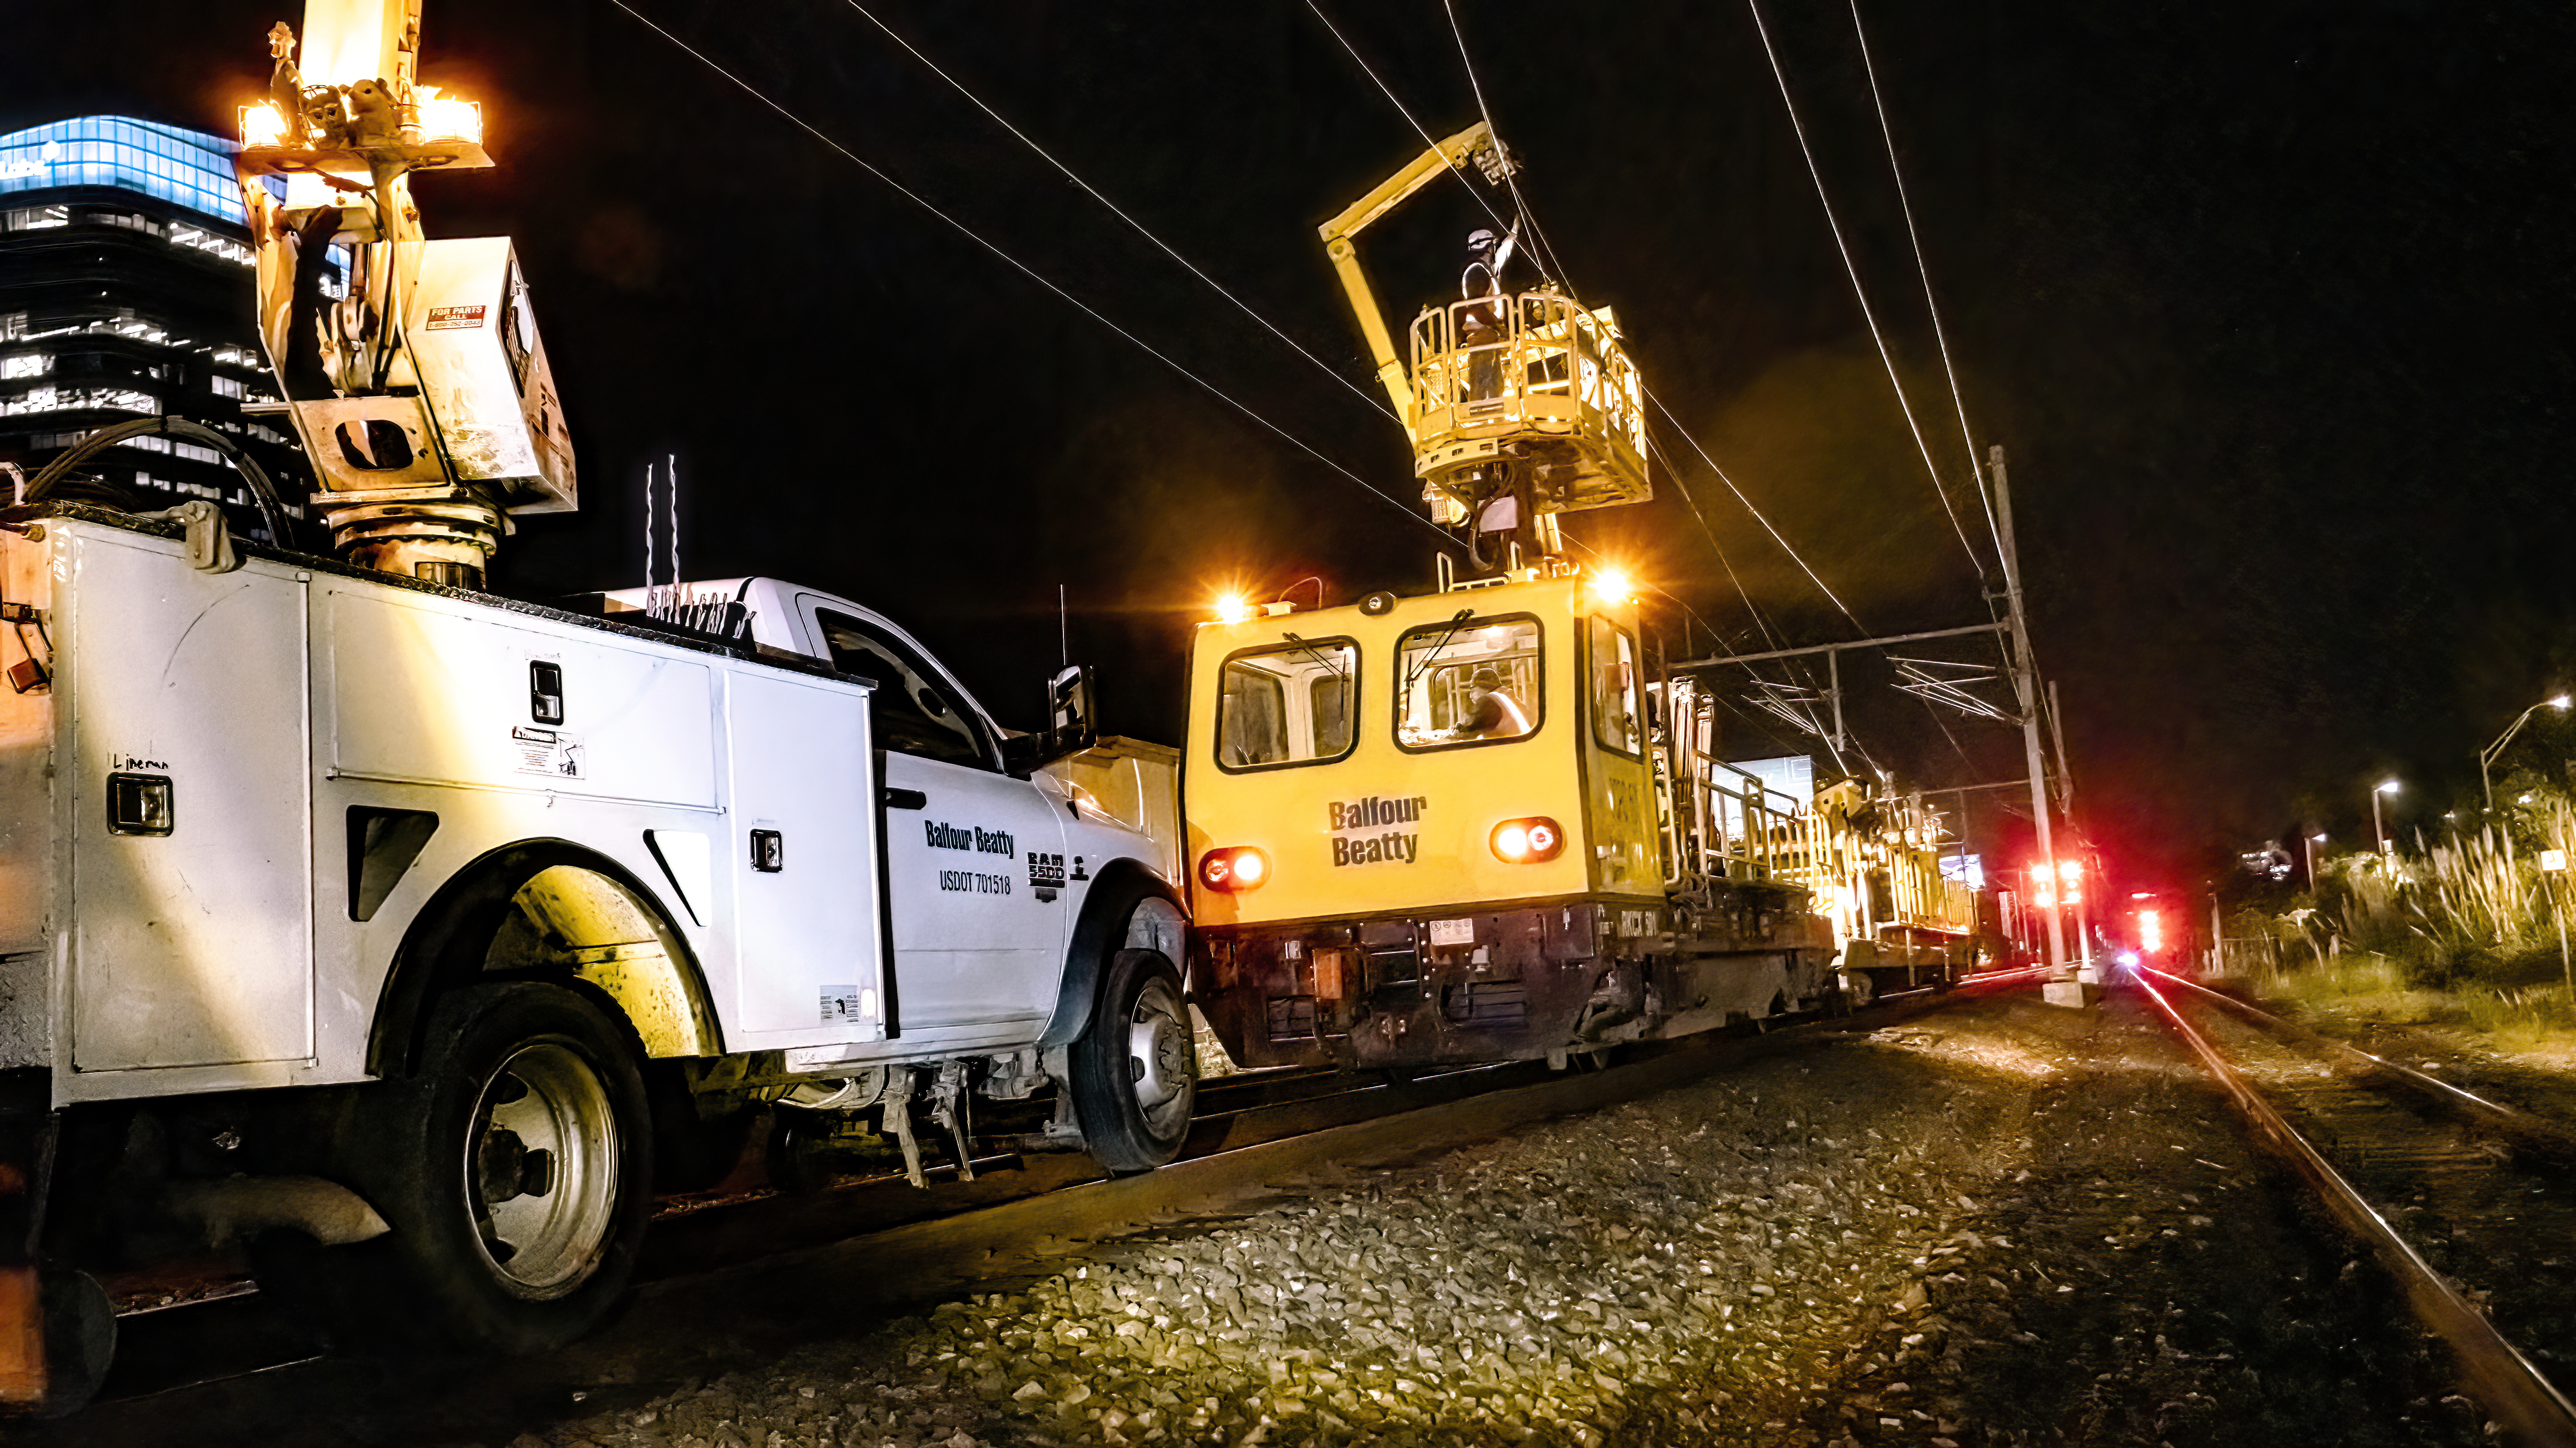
[641,458,656,591]
[1058,584,1069,670]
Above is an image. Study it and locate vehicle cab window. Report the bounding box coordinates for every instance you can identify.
[1589,615,1642,756]
[1394,614,1541,750]
[813,608,994,768]
[1214,638,1358,771]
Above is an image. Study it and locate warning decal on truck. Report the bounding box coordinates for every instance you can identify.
[510,725,583,778]
[819,984,872,1024]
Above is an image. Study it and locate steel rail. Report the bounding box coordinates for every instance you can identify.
[2139,965,2576,1160]
[2131,967,2576,1445]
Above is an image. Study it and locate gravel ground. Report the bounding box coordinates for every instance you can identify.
[2182,996,2576,1398]
[489,987,2489,1448]
[1810,991,2488,1448]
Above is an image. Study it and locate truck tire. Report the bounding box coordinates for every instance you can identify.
[333,981,652,1354]
[1067,949,1195,1172]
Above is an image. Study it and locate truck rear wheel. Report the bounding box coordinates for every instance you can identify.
[1068,950,1194,1172]
[332,982,651,1353]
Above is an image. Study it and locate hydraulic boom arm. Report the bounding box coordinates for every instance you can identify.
[233,0,575,588]
[1317,122,1501,419]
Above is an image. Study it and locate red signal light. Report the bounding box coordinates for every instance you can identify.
[1490,816,1566,864]
[1197,846,1270,893]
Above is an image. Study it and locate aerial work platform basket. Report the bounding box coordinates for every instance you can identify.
[1320,121,1653,551]
[1406,289,1650,518]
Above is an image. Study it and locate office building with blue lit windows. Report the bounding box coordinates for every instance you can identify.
[0,116,317,537]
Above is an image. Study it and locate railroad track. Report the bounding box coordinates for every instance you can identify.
[55,969,2041,1433]
[2132,964,2576,1445]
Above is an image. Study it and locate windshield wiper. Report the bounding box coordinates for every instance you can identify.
[1401,607,1478,695]
[1280,630,1346,682]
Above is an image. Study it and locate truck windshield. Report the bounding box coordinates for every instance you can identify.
[1394,616,1541,749]
[814,609,991,768]
[1214,639,1357,770]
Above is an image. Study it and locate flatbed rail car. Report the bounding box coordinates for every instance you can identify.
[1773,777,1984,1001]
[1183,567,1834,1072]
[0,505,1192,1388]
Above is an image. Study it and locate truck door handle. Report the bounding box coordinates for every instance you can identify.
[882,788,927,810]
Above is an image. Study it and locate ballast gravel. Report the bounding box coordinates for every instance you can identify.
[507,992,2490,1448]
[521,1019,2010,1446]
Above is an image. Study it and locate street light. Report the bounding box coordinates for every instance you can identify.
[2483,695,2572,813]
[2372,779,2400,855]
[2304,831,2326,886]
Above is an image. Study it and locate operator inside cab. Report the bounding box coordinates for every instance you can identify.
[1453,665,1534,741]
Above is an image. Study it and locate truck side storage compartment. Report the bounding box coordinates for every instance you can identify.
[67,531,314,1075]
[723,670,884,1043]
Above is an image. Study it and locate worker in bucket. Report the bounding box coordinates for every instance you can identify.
[1460,224,1520,400]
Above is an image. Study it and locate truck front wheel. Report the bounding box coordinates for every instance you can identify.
[1067,950,1195,1172]
[335,981,652,1353]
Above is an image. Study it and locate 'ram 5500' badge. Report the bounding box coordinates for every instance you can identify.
[1028,851,1067,902]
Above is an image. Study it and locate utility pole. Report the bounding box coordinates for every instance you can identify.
[2048,679,2096,979]
[1991,446,2066,973]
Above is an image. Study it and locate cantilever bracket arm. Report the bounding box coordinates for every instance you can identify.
[1316,121,1496,419]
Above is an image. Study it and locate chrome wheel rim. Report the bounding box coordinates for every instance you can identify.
[1126,975,1195,1136]
[465,1042,619,1296]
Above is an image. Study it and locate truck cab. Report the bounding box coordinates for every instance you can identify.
[598,578,1170,1059]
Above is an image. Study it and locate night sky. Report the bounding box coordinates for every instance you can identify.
[12,0,2576,893]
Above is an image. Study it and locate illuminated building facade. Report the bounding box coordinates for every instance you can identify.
[0,117,321,540]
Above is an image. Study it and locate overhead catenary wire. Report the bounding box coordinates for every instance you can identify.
[1428,0,1895,648]
[1741,0,1987,585]
[1645,407,1865,631]
[1307,0,1872,633]
[606,0,1462,554]
[1302,1,1525,252]
[1436,0,1574,288]
[1847,0,2003,564]
[1585,502,1862,771]
[1427,6,1975,788]
[834,0,1399,427]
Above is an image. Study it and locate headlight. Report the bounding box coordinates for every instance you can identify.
[1490,816,1565,864]
[1198,846,1270,892]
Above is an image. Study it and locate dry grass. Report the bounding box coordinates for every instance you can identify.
[2255,953,2576,1061]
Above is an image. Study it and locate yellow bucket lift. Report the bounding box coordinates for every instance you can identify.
[1319,123,1651,554]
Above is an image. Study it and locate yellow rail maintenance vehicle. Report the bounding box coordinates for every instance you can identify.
[1186,568,1836,1071]
[1184,124,1835,1073]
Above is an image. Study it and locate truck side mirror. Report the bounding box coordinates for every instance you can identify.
[1045,664,1096,759]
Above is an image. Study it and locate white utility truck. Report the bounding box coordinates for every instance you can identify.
[0,514,1194,1386]
[0,0,1193,1409]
